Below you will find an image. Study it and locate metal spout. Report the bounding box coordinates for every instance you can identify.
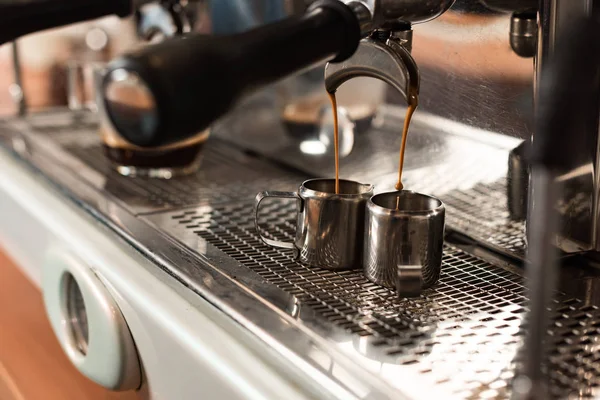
[324,35,419,106]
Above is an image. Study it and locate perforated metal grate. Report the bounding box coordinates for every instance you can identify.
[216,105,527,259]
[154,200,600,399]
[4,111,600,398]
[62,136,528,261]
[65,141,305,214]
[443,179,526,260]
[65,143,528,259]
[13,111,528,258]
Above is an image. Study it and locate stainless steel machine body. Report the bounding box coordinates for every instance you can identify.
[535,0,599,254]
[0,101,597,398]
[3,0,600,399]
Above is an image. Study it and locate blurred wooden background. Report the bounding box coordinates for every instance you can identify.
[0,18,137,116]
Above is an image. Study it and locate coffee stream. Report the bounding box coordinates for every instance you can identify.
[395,101,418,192]
[327,91,341,194]
[329,90,418,204]
[395,100,418,208]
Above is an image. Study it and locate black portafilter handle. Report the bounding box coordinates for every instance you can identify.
[101,0,361,148]
[0,0,134,45]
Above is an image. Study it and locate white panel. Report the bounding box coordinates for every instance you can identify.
[0,152,314,400]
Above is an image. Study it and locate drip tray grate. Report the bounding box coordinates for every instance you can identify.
[66,140,527,259]
[443,179,526,259]
[2,112,597,398]
[65,141,306,214]
[146,200,600,399]
[8,109,528,258]
[48,117,526,259]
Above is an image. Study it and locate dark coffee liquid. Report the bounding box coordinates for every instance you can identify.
[328,91,340,194]
[101,99,207,170]
[102,142,205,169]
[395,102,418,191]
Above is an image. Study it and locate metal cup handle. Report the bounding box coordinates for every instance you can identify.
[254,191,300,250]
[397,265,423,298]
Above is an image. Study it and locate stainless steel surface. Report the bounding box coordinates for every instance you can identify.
[364,191,444,292]
[410,8,533,139]
[390,28,412,51]
[22,105,526,259]
[509,11,537,58]
[92,1,599,397]
[378,0,455,24]
[2,110,600,398]
[10,41,26,116]
[0,114,397,400]
[217,99,525,259]
[507,141,528,221]
[149,199,600,399]
[518,167,560,399]
[255,179,373,270]
[67,61,84,111]
[65,273,90,356]
[443,179,526,260]
[535,0,598,254]
[67,61,107,113]
[324,35,419,107]
[479,0,537,12]
[523,11,597,394]
[396,264,422,298]
[350,0,455,25]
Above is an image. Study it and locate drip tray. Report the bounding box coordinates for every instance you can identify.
[444,179,526,259]
[215,105,526,259]
[145,199,599,399]
[2,109,596,399]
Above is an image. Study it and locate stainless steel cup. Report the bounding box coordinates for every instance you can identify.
[364,191,445,297]
[255,178,374,270]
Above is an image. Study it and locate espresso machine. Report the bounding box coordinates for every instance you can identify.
[1,0,600,399]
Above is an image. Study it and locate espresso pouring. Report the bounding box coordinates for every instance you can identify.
[327,92,341,194]
[395,100,418,191]
[328,90,418,197]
